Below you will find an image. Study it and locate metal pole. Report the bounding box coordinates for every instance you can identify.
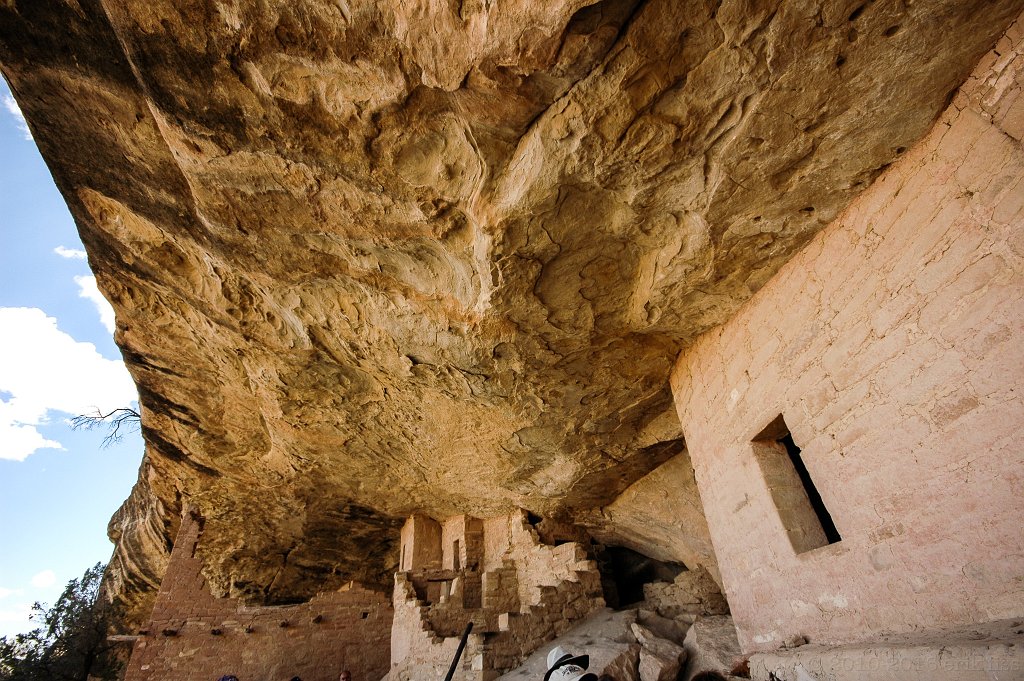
[443,621,474,681]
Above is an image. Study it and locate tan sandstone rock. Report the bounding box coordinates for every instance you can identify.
[682,616,745,680]
[0,0,1020,627]
[633,622,688,681]
[497,607,641,681]
[644,566,730,621]
[636,608,689,643]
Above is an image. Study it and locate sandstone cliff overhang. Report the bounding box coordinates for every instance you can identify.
[1,0,1020,622]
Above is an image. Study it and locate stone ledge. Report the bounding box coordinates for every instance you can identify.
[749,619,1024,681]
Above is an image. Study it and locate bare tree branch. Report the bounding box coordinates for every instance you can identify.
[69,408,141,448]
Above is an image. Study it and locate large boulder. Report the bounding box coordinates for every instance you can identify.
[636,608,689,643]
[682,616,745,680]
[632,623,687,681]
[497,608,641,681]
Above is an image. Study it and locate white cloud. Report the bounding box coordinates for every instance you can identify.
[29,571,55,589]
[0,418,62,460]
[2,93,32,141]
[0,604,31,622]
[0,588,18,599]
[54,246,87,260]
[0,602,34,638]
[0,307,137,461]
[74,275,116,334]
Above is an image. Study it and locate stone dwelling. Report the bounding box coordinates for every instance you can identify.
[1,0,1023,680]
[122,509,608,681]
[121,510,393,681]
[390,512,605,680]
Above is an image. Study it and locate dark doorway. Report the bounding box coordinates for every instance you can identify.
[597,545,686,608]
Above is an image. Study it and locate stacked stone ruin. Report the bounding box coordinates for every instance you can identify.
[123,510,608,681]
[121,510,392,681]
[389,512,605,680]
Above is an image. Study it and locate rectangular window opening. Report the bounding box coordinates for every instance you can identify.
[452,539,461,571]
[753,414,842,553]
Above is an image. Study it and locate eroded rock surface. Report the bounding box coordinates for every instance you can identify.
[1,0,1020,624]
[496,607,642,681]
[579,453,719,585]
[682,616,745,680]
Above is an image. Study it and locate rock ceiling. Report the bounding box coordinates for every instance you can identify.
[1,0,1019,620]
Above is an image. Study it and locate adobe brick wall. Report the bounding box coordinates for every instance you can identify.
[670,14,1024,654]
[123,511,393,681]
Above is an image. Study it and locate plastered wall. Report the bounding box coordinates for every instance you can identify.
[670,15,1024,653]
[123,511,393,681]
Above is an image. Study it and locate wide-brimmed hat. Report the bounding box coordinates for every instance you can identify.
[543,646,598,681]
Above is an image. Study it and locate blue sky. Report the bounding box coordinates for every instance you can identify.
[0,77,143,638]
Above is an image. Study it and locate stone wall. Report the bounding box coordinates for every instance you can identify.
[482,516,518,573]
[500,514,602,613]
[482,541,605,675]
[670,14,1024,654]
[400,514,442,572]
[387,511,604,680]
[387,573,485,681]
[643,566,729,622]
[123,510,392,681]
[442,516,484,572]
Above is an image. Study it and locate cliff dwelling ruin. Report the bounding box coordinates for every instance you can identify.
[1,0,1022,679]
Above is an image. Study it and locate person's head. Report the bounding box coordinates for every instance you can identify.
[217,676,239,681]
[691,672,728,681]
[339,671,351,681]
[544,646,597,681]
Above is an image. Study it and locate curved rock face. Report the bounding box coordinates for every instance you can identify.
[1,0,1020,622]
[102,460,170,623]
